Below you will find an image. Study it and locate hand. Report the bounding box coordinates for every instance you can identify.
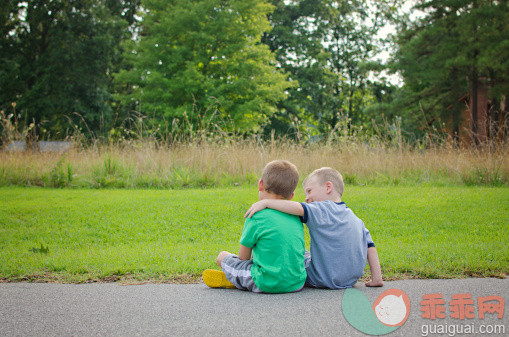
[244,200,267,218]
[365,278,384,287]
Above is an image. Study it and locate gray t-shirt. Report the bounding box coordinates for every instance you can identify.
[300,200,375,289]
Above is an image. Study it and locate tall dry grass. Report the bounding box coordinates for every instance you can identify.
[1,134,507,188]
[1,104,508,187]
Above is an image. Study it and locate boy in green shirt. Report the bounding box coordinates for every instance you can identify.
[202,160,306,293]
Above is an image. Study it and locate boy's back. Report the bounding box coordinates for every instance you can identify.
[241,208,306,293]
[301,200,374,289]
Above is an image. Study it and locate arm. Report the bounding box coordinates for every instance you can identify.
[244,199,304,218]
[238,244,252,261]
[365,246,383,287]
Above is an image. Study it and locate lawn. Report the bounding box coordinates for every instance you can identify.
[0,186,507,283]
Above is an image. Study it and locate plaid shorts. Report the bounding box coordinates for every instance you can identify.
[304,249,316,287]
[221,254,263,293]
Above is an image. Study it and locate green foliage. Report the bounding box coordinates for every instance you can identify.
[0,186,507,282]
[393,0,509,138]
[91,154,128,187]
[115,0,294,132]
[1,0,507,144]
[0,0,139,136]
[262,0,400,137]
[46,156,73,188]
[29,243,49,255]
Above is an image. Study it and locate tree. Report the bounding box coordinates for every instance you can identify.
[261,0,336,137]
[262,0,399,136]
[115,0,294,133]
[394,0,509,141]
[0,0,139,137]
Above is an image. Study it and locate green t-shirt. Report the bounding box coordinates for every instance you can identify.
[240,208,306,293]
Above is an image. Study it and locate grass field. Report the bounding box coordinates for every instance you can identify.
[0,185,507,283]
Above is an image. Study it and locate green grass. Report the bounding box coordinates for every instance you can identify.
[0,186,507,283]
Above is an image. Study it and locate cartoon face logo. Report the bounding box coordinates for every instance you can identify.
[373,289,411,327]
[343,288,411,335]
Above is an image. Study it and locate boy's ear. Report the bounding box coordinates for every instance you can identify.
[288,192,295,200]
[258,179,264,192]
[325,181,334,194]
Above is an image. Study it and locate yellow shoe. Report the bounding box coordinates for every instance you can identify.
[202,269,236,289]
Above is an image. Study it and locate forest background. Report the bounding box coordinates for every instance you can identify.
[0,0,508,189]
[1,0,507,143]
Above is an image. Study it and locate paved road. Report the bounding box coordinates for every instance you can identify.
[1,278,507,336]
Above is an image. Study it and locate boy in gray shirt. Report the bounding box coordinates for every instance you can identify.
[245,167,383,289]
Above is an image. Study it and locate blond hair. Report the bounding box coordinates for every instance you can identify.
[261,160,299,199]
[303,167,344,197]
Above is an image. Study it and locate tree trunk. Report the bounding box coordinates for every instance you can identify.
[471,72,479,144]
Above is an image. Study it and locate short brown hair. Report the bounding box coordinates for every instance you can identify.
[261,160,299,199]
[303,167,344,197]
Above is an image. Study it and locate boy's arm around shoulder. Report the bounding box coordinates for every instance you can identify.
[245,199,304,218]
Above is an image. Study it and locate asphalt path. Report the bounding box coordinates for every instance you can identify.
[1,278,507,336]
